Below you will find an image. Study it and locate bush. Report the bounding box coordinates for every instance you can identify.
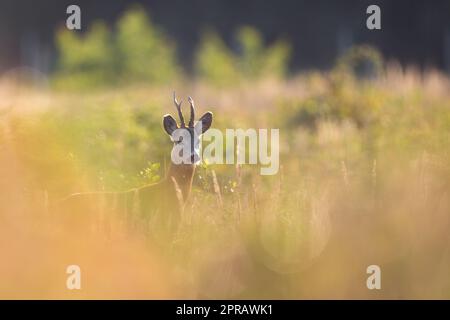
[116,6,178,84]
[54,22,115,88]
[195,31,240,86]
[195,26,291,86]
[236,26,291,79]
[335,45,383,79]
[54,6,178,89]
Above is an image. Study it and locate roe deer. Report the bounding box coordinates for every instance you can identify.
[57,92,213,235]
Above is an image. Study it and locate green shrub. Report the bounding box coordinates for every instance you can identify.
[116,6,178,83]
[335,45,383,79]
[54,22,115,88]
[195,31,240,86]
[54,6,179,89]
[237,26,291,79]
[195,26,291,86]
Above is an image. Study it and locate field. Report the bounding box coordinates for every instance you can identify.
[1,7,450,299]
[1,66,450,299]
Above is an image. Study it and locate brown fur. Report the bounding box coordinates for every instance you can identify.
[56,163,196,234]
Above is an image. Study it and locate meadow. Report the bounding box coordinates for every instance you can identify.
[1,7,450,299]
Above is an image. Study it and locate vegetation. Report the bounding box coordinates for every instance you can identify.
[54,6,178,89]
[1,6,450,299]
[54,7,291,89]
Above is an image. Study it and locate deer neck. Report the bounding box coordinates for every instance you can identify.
[166,163,196,201]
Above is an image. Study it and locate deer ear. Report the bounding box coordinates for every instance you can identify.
[163,114,178,135]
[195,112,213,135]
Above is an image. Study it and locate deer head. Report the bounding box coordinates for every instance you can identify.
[163,92,213,164]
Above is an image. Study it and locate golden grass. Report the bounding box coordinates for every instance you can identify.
[1,68,450,299]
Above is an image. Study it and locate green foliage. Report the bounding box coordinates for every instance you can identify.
[236,27,263,78]
[139,162,161,184]
[335,45,383,79]
[277,46,385,131]
[54,22,115,88]
[237,26,291,79]
[54,7,292,89]
[195,26,291,86]
[6,68,450,298]
[13,96,168,192]
[278,74,386,130]
[276,67,450,173]
[116,6,178,83]
[195,31,240,86]
[54,6,178,89]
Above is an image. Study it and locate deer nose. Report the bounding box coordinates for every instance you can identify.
[191,154,200,163]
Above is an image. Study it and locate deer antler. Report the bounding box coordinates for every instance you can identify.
[188,96,195,128]
[173,91,185,127]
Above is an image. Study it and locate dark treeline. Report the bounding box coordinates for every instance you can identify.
[1,0,450,74]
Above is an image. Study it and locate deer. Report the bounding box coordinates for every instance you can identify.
[56,92,213,236]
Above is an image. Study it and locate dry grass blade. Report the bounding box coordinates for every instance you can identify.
[171,176,185,218]
[211,169,223,209]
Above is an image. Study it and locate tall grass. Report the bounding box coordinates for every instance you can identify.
[1,66,450,298]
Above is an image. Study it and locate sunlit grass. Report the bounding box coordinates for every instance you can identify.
[1,68,450,299]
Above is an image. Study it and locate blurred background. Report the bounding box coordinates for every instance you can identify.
[1,0,450,74]
[0,0,450,299]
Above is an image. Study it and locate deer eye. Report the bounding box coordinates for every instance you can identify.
[174,136,183,144]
